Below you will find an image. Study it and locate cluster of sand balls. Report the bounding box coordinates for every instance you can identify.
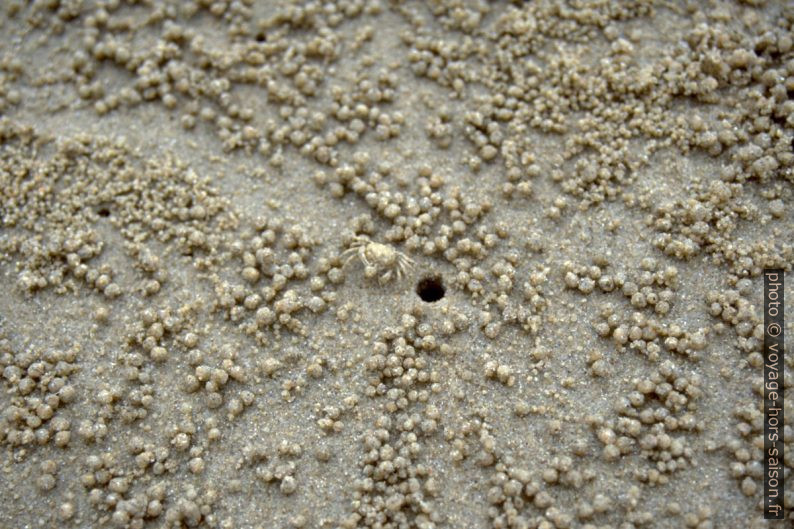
[563,257,678,316]
[345,310,445,528]
[1,337,78,449]
[608,362,701,479]
[212,217,340,341]
[0,120,236,300]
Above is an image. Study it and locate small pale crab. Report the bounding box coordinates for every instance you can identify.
[341,235,414,284]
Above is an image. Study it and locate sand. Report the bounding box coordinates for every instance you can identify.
[0,1,792,528]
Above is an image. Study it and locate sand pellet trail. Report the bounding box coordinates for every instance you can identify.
[0,1,792,528]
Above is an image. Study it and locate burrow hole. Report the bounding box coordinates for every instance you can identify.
[416,276,445,303]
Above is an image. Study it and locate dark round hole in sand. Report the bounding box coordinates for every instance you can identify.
[416,276,445,303]
[98,207,110,217]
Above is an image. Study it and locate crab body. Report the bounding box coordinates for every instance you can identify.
[341,235,414,284]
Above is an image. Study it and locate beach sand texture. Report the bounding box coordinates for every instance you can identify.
[0,1,793,528]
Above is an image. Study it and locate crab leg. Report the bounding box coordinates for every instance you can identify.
[360,248,372,267]
[341,248,359,267]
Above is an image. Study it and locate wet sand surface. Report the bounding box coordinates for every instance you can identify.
[0,1,793,528]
